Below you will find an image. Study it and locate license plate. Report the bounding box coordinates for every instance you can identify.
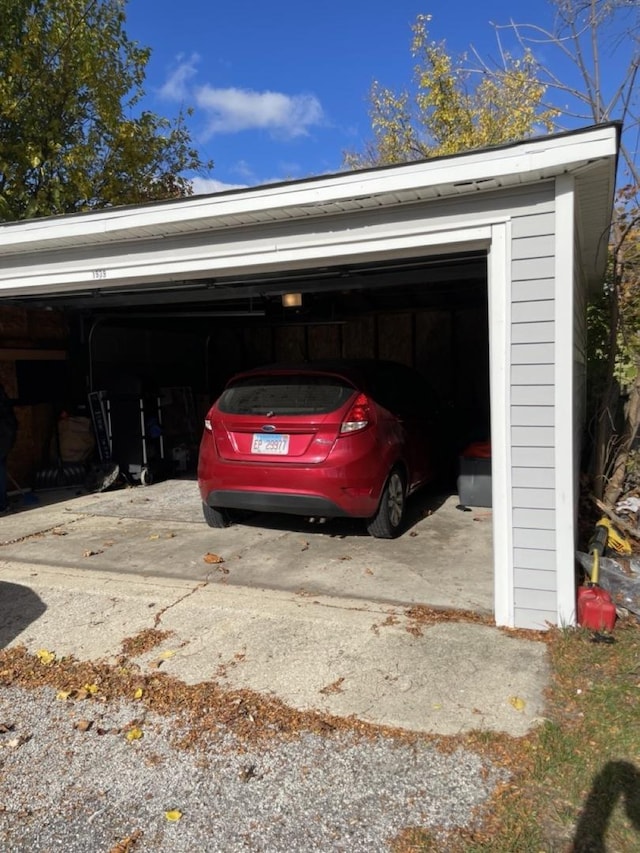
[251,433,289,455]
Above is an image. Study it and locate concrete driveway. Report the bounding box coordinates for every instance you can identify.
[0,478,494,612]
[0,479,550,737]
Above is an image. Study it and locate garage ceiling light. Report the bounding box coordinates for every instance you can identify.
[282,292,302,308]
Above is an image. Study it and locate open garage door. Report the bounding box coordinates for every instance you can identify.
[17,251,491,481]
[2,251,495,623]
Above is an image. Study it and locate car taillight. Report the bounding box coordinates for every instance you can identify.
[340,393,371,434]
[204,418,213,431]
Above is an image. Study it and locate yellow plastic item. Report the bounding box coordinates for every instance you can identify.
[590,548,600,585]
[596,517,632,556]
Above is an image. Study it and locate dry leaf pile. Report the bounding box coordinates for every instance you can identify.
[0,643,415,751]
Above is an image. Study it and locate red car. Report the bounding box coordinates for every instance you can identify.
[197,359,438,538]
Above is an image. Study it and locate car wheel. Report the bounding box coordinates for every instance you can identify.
[367,468,405,539]
[202,502,233,528]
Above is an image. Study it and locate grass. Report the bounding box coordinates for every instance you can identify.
[398,616,640,852]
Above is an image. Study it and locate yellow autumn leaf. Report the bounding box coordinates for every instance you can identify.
[165,809,182,822]
[159,650,175,660]
[125,727,143,741]
[56,690,71,701]
[133,688,144,700]
[36,649,56,666]
[509,696,526,712]
[84,683,99,695]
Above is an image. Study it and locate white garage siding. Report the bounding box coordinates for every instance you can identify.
[509,186,558,629]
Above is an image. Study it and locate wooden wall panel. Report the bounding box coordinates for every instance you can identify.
[378,313,412,364]
[243,326,273,367]
[341,316,375,358]
[27,309,68,340]
[0,306,28,339]
[274,325,306,362]
[206,327,245,396]
[308,323,340,360]
[415,311,452,398]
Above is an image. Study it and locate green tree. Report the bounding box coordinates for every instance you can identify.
[0,0,212,221]
[344,14,558,169]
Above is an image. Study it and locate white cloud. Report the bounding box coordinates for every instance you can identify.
[231,160,255,180]
[189,176,248,195]
[158,54,200,101]
[158,57,324,140]
[194,86,323,139]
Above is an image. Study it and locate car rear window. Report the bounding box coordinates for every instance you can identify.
[217,374,355,415]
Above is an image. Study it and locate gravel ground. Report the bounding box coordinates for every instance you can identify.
[0,685,507,852]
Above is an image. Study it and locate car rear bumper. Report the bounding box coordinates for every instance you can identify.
[202,489,351,517]
[197,429,393,519]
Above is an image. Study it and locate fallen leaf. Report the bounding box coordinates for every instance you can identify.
[35,649,56,666]
[203,552,224,564]
[300,541,309,552]
[74,719,92,732]
[159,650,175,660]
[109,828,142,853]
[56,690,71,701]
[509,696,526,712]
[320,677,345,695]
[82,549,104,557]
[339,555,352,561]
[0,722,15,733]
[164,809,182,822]
[364,568,374,575]
[133,688,144,700]
[125,727,143,742]
[51,528,68,536]
[84,683,99,695]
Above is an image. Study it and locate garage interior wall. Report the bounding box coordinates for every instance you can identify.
[88,299,491,461]
[0,305,70,488]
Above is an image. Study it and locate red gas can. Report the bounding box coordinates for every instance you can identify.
[577,585,617,631]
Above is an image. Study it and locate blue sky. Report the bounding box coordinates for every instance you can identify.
[123,0,612,193]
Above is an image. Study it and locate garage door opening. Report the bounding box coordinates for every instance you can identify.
[75,252,490,481]
[7,249,495,614]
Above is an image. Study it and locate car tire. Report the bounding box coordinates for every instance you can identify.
[367,468,405,539]
[202,502,233,528]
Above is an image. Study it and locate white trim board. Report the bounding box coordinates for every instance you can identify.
[489,221,513,626]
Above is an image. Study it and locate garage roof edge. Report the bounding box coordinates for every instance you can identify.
[0,123,620,255]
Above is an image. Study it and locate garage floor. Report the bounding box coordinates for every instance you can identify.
[2,478,494,615]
